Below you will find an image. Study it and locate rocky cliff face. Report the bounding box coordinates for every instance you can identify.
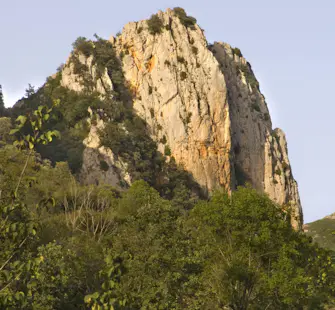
[60,8,302,228]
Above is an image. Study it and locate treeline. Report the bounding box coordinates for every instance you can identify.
[0,142,335,309]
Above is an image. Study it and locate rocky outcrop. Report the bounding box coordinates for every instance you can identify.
[59,8,303,228]
[80,110,131,188]
[61,53,113,95]
[114,9,232,194]
[211,42,302,229]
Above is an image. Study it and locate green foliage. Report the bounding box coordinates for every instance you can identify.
[0,117,12,144]
[164,145,171,156]
[72,36,94,57]
[282,161,289,170]
[180,71,187,81]
[147,14,164,35]
[177,56,186,64]
[0,85,5,116]
[137,26,143,34]
[189,187,335,309]
[251,102,261,112]
[25,83,36,98]
[173,7,197,29]
[10,103,60,150]
[192,46,198,55]
[305,216,335,251]
[160,135,167,144]
[263,112,270,121]
[3,28,335,310]
[275,168,282,176]
[99,160,109,172]
[232,47,243,57]
[238,63,260,90]
[149,107,155,118]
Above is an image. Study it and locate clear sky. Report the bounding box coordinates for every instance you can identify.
[1,0,334,223]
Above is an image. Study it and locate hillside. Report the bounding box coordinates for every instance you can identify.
[304,214,335,251]
[10,8,302,228]
[1,7,334,309]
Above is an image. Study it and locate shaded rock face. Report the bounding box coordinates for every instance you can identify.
[80,114,131,188]
[60,9,302,229]
[211,42,302,229]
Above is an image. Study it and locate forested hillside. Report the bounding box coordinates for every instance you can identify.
[0,7,334,309]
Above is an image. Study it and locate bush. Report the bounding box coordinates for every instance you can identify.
[251,103,261,112]
[177,56,186,64]
[282,162,289,171]
[100,160,109,171]
[160,135,167,144]
[180,71,187,81]
[275,168,282,176]
[164,145,171,156]
[72,37,94,57]
[164,60,171,66]
[232,47,243,57]
[147,14,164,35]
[192,46,198,55]
[173,7,197,28]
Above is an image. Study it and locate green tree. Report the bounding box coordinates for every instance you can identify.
[189,186,335,309]
[147,14,164,35]
[0,103,61,308]
[0,85,4,116]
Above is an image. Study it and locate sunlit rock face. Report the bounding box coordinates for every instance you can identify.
[60,8,302,229]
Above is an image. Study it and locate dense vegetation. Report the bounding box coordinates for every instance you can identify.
[1,24,335,308]
[1,134,335,308]
[0,85,5,117]
[305,216,335,252]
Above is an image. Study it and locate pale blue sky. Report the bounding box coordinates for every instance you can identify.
[1,0,334,223]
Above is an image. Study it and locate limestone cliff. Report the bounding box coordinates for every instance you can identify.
[60,8,302,228]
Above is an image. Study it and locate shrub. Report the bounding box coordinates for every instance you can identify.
[251,103,261,112]
[148,86,153,95]
[185,112,192,124]
[180,71,187,81]
[160,135,167,144]
[150,108,155,118]
[72,37,94,57]
[164,145,171,156]
[177,56,186,64]
[157,124,163,131]
[275,168,282,176]
[100,160,109,171]
[232,47,243,57]
[147,14,164,35]
[282,162,289,171]
[173,7,197,28]
[164,60,171,66]
[192,46,198,55]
